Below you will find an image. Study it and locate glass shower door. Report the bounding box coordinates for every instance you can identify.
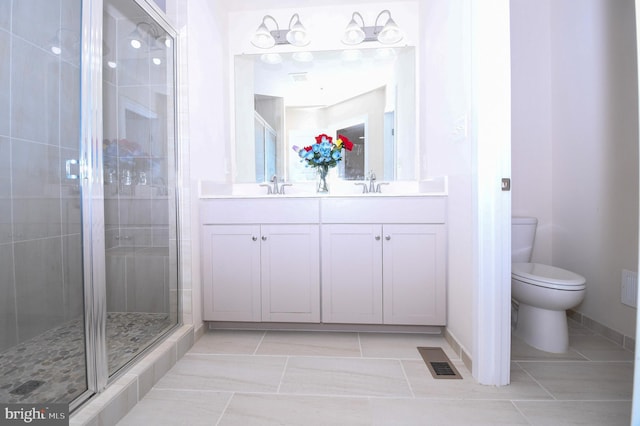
[0,0,88,404]
[102,0,178,376]
[0,0,179,409]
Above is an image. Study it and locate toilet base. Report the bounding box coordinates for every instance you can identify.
[513,303,569,353]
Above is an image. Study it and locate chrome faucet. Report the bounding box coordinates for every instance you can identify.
[271,175,280,195]
[279,182,292,194]
[367,171,377,193]
[259,183,274,194]
[375,182,389,193]
[355,182,369,193]
[355,171,388,194]
[260,175,292,195]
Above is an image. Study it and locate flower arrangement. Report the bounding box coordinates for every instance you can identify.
[293,133,354,192]
[294,133,354,168]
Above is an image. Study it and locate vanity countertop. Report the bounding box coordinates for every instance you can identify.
[198,177,448,199]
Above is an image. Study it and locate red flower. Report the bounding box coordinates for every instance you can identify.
[304,146,313,151]
[338,134,354,151]
[315,133,333,143]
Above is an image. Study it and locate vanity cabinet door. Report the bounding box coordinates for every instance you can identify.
[261,224,320,323]
[382,224,446,325]
[202,225,261,321]
[321,224,383,324]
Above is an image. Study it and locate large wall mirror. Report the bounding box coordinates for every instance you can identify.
[234,47,416,183]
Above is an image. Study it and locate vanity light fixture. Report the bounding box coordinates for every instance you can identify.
[341,10,404,46]
[251,14,310,49]
[342,12,366,45]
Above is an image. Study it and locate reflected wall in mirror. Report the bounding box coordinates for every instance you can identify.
[234,47,416,183]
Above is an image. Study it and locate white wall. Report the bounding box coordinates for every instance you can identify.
[186,0,231,328]
[510,0,553,265]
[511,0,639,338]
[420,0,474,358]
[551,0,638,338]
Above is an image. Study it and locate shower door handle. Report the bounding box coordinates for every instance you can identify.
[65,159,79,180]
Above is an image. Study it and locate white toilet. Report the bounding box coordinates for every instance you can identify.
[511,217,586,353]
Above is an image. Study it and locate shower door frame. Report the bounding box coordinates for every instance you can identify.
[75,0,181,411]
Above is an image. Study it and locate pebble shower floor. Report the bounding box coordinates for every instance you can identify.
[0,312,173,404]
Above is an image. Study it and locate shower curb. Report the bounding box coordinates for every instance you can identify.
[70,324,195,426]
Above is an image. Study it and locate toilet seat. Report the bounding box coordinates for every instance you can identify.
[512,262,586,291]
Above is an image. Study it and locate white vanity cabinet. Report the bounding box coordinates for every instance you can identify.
[321,224,383,324]
[201,224,261,321]
[200,199,321,323]
[321,197,447,326]
[381,224,446,325]
[260,224,320,322]
[200,196,447,327]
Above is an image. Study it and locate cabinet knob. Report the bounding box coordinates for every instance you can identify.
[385,235,391,241]
[252,236,258,241]
[375,235,381,241]
[261,235,267,241]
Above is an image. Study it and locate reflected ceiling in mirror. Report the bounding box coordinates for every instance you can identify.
[234,47,416,184]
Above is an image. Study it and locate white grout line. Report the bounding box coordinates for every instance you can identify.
[253,330,267,355]
[508,400,530,424]
[513,361,557,400]
[398,359,416,399]
[275,356,290,394]
[214,392,235,426]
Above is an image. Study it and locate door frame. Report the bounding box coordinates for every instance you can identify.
[471,0,512,386]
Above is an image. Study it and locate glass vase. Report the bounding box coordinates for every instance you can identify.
[316,165,330,193]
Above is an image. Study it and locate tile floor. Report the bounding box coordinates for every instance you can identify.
[118,321,634,425]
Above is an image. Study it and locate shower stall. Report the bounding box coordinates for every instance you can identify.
[0,0,180,411]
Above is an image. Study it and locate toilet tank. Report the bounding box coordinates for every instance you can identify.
[512,216,538,263]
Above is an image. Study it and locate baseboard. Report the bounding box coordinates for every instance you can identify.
[194,321,206,341]
[567,309,635,352]
[206,321,443,334]
[443,328,473,373]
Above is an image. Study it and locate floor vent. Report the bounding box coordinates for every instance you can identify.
[10,380,45,396]
[417,347,463,380]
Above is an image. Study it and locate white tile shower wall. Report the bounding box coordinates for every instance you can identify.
[103,6,173,250]
[0,136,10,243]
[0,29,9,136]
[0,0,84,353]
[106,249,171,313]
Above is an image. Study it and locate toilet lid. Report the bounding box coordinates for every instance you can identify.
[512,262,586,288]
